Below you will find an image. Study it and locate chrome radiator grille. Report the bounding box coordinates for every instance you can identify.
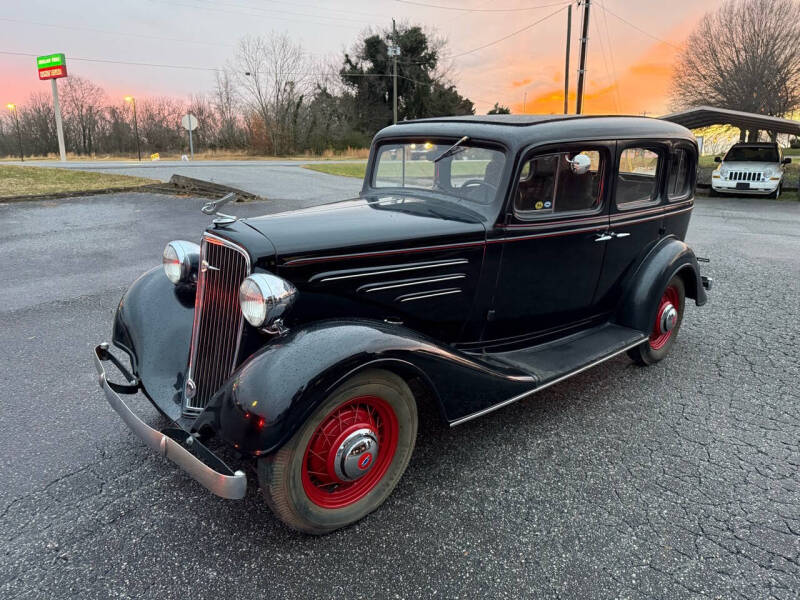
[184,233,250,413]
[727,171,764,182]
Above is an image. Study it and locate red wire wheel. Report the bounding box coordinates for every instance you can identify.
[301,395,399,509]
[649,285,680,350]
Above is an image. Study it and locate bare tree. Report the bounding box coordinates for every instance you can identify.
[671,0,800,140]
[213,71,244,149]
[61,76,105,155]
[233,33,311,155]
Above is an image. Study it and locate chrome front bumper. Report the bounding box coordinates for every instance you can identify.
[93,344,247,500]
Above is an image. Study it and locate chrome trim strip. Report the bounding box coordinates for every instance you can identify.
[94,346,246,500]
[449,337,647,427]
[184,232,251,415]
[398,288,462,302]
[319,259,469,282]
[364,274,466,293]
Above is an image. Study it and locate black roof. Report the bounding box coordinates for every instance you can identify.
[374,114,695,152]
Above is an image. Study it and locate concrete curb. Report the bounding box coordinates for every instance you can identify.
[168,174,263,201]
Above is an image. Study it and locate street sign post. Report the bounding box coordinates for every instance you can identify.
[181,113,198,159]
[36,53,67,161]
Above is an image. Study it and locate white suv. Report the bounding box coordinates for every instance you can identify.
[711,142,790,198]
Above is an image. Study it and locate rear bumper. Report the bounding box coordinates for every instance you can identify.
[93,343,247,500]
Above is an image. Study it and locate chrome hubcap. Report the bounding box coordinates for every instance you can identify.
[659,304,678,334]
[334,428,379,481]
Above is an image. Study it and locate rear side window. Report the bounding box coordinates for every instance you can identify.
[667,148,692,200]
[515,150,604,215]
[616,147,661,206]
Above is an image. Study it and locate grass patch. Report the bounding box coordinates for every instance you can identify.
[304,162,367,178]
[0,165,157,199]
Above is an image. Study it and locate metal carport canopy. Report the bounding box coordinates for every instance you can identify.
[660,105,800,135]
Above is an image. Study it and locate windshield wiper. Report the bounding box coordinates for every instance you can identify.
[434,135,470,163]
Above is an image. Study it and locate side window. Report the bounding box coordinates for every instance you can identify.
[616,147,661,206]
[667,148,692,200]
[515,150,604,215]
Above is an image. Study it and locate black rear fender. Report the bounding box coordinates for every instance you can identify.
[614,236,707,335]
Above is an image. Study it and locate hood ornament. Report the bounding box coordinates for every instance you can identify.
[201,192,238,226]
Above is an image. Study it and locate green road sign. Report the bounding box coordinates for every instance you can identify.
[36,53,65,68]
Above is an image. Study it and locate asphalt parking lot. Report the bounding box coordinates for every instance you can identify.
[1,193,798,599]
[5,160,362,202]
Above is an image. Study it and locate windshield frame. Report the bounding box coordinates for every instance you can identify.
[364,136,510,208]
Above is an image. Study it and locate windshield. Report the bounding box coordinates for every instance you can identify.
[371,141,506,204]
[724,146,779,162]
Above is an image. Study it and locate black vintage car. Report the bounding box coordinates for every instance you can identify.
[94,115,711,534]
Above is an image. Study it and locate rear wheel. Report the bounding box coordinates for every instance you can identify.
[628,275,685,366]
[258,369,417,535]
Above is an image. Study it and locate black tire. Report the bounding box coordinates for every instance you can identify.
[708,187,718,197]
[628,275,686,366]
[257,369,417,535]
[769,183,781,199]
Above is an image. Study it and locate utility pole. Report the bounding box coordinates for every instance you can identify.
[564,4,572,114]
[390,19,399,124]
[188,111,194,159]
[51,79,67,160]
[575,0,591,115]
[125,96,142,162]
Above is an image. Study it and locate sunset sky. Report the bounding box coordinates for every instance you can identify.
[1,0,718,116]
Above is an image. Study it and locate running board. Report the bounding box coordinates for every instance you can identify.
[451,324,646,426]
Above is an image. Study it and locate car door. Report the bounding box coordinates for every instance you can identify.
[482,142,613,344]
[592,141,671,314]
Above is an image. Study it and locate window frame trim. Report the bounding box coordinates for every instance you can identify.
[666,143,696,203]
[510,143,610,222]
[614,142,668,212]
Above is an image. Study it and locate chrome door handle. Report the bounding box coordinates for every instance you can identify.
[594,233,613,242]
[612,232,630,238]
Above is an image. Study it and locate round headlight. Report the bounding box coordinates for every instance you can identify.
[162,240,200,285]
[239,273,298,328]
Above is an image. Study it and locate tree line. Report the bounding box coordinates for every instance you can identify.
[0,24,475,159]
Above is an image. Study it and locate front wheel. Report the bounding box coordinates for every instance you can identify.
[628,275,686,366]
[257,369,418,535]
[769,183,782,199]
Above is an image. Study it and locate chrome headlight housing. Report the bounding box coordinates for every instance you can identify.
[162,240,200,285]
[239,273,298,329]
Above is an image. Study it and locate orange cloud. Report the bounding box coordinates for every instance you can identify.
[511,78,533,88]
[513,40,682,115]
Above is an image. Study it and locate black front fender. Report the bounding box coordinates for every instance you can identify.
[113,267,195,421]
[615,236,707,335]
[197,320,535,456]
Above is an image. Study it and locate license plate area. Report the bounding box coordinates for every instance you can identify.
[736,182,750,190]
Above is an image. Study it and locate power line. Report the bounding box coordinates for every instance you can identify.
[182,0,376,24]
[147,0,367,30]
[0,16,235,49]
[451,4,569,58]
[594,1,681,50]
[214,0,394,21]
[394,0,572,12]
[0,50,433,79]
[590,3,618,112]
[598,2,623,110]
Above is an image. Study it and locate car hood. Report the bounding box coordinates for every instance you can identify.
[242,195,488,267]
[721,161,779,170]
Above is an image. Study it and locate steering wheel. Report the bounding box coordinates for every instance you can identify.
[461,179,498,198]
